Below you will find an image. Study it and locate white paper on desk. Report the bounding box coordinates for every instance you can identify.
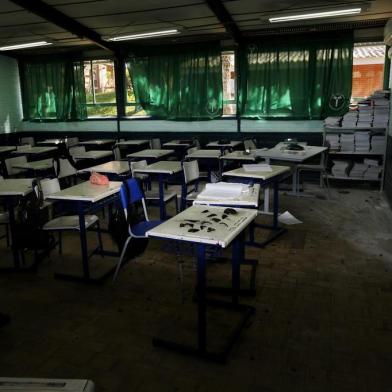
[243,163,272,172]
[278,211,302,225]
[199,182,247,200]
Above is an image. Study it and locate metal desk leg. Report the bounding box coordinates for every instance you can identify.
[78,205,90,280]
[158,173,166,220]
[197,243,207,351]
[8,205,20,269]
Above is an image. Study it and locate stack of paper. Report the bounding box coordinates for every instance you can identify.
[243,163,272,172]
[373,107,389,128]
[349,162,368,178]
[341,111,358,128]
[197,182,247,200]
[364,158,380,167]
[371,135,385,153]
[324,117,341,127]
[326,134,340,150]
[331,160,351,177]
[364,165,383,180]
[340,134,355,152]
[354,131,370,152]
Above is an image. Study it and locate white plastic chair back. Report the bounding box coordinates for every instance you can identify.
[244,139,257,150]
[150,138,161,149]
[69,146,85,158]
[20,137,35,146]
[183,160,199,184]
[41,178,61,199]
[5,156,27,176]
[66,137,79,147]
[58,158,77,179]
[130,160,148,179]
[187,147,198,155]
[113,146,121,160]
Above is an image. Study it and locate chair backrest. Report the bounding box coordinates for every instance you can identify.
[5,156,27,176]
[244,139,257,151]
[20,137,35,146]
[17,144,31,150]
[120,178,149,222]
[40,178,61,198]
[57,158,77,179]
[69,146,85,157]
[193,138,201,149]
[150,138,161,149]
[187,146,198,155]
[183,160,200,184]
[113,146,121,160]
[130,160,148,179]
[66,137,79,147]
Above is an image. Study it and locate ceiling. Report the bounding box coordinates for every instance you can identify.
[0,0,391,55]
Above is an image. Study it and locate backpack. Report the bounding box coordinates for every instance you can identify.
[108,180,148,261]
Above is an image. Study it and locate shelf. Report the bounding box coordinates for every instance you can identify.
[325,127,387,134]
[327,175,381,182]
[329,151,384,155]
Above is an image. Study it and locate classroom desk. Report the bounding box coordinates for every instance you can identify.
[206,140,243,152]
[12,158,54,176]
[162,140,192,148]
[220,150,258,163]
[79,139,116,146]
[133,161,181,219]
[0,146,16,154]
[47,181,122,283]
[116,140,150,147]
[185,149,222,180]
[12,146,57,157]
[127,149,175,162]
[222,165,291,247]
[0,179,34,270]
[37,139,65,146]
[72,150,113,161]
[78,160,130,179]
[147,205,257,363]
[255,145,328,194]
[0,146,17,176]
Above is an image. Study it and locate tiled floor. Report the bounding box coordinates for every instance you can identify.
[1,186,392,391]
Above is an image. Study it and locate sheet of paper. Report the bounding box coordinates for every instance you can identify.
[243,164,272,172]
[278,211,302,225]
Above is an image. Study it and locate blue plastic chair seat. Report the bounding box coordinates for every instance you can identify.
[131,220,162,237]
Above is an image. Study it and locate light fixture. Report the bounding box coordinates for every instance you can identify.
[0,41,53,51]
[108,29,179,41]
[269,8,362,23]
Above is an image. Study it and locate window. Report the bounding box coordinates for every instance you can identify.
[351,43,386,103]
[222,51,236,115]
[84,59,117,117]
[125,65,147,117]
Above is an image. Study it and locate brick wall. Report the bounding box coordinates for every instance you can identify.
[0,55,23,134]
[352,63,384,100]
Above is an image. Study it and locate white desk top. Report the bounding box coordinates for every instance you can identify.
[255,146,327,162]
[0,178,34,197]
[220,151,257,162]
[223,165,291,181]
[12,158,53,171]
[0,146,16,154]
[47,181,121,203]
[37,139,65,145]
[163,140,192,148]
[78,160,130,175]
[73,150,113,160]
[79,139,115,146]
[12,146,57,155]
[116,140,149,146]
[206,140,243,148]
[127,149,175,159]
[194,183,260,207]
[133,160,182,175]
[185,149,221,159]
[147,205,257,248]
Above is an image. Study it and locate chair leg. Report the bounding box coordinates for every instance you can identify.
[112,236,132,284]
[174,196,179,214]
[5,224,9,247]
[58,231,62,254]
[176,242,185,304]
[96,221,104,256]
[323,170,331,199]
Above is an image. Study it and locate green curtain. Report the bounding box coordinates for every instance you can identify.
[127,42,223,120]
[239,33,353,119]
[22,58,87,121]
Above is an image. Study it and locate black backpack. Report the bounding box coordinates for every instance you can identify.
[108,180,148,261]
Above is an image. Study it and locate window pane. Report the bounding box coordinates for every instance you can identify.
[84,61,93,104]
[222,51,236,115]
[352,43,386,103]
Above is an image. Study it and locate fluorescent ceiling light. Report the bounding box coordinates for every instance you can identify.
[269,8,362,23]
[108,29,179,41]
[0,41,53,51]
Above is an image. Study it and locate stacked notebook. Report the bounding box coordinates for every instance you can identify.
[331,160,351,177]
[371,135,385,153]
[341,111,358,128]
[354,131,370,152]
[326,134,340,150]
[340,134,355,152]
[324,116,341,127]
[349,162,368,178]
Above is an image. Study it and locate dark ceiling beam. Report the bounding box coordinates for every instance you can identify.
[205,0,242,43]
[9,0,115,52]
